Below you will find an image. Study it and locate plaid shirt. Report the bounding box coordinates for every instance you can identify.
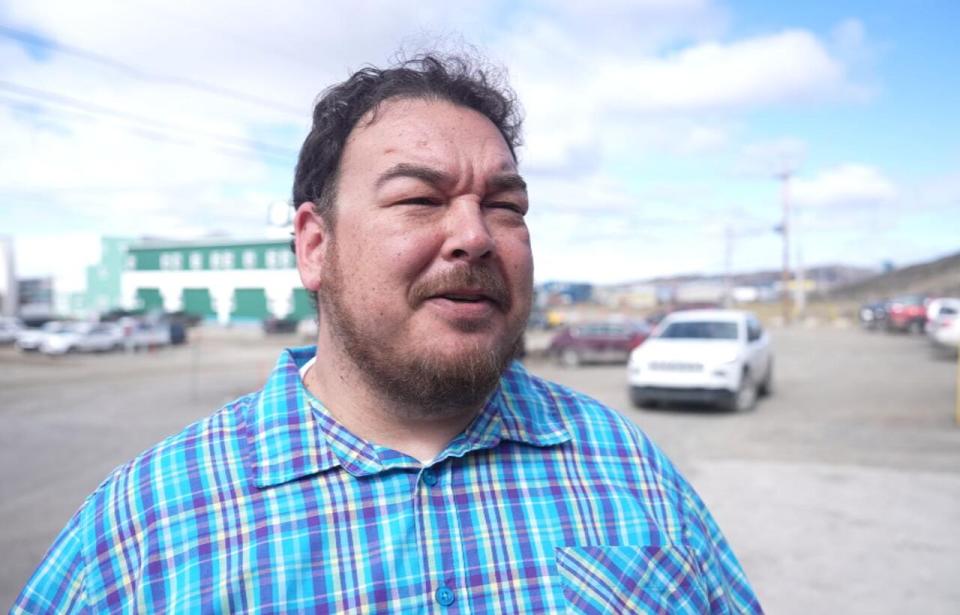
[13,346,762,614]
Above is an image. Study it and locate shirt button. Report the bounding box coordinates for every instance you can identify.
[422,469,438,486]
[435,585,455,607]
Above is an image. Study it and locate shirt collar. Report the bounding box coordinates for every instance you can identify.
[246,346,571,488]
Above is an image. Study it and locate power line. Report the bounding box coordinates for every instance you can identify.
[0,24,304,117]
[0,81,299,162]
[0,97,293,170]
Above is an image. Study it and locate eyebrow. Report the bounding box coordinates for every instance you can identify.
[375,163,527,195]
[375,163,450,190]
[487,173,527,195]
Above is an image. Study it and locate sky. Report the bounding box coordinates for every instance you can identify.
[1,0,958,292]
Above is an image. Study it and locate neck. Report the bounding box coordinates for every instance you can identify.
[304,332,485,464]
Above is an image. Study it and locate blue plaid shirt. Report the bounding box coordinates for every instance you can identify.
[13,346,761,614]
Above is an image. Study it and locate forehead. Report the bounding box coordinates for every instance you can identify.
[340,98,517,178]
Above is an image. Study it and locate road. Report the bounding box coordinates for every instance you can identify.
[2,325,958,612]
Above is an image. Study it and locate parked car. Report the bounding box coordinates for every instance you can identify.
[548,320,650,367]
[925,298,959,334]
[16,321,68,352]
[40,322,122,355]
[0,317,24,344]
[926,298,960,351]
[885,295,928,334]
[263,317,299,334]
[858,300,888,330]
[128,322,172,351]
[627,309,773,412]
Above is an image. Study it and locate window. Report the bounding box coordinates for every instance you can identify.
[658,321,739,340]
[159,252,183,270]
[242,250,257,269]
[221,251,235,269]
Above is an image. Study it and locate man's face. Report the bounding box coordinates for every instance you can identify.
[317,97,533,413]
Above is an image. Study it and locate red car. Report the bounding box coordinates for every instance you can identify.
[885,295,928,334]
[548,321,650,367]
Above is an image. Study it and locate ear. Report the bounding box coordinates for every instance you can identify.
[293,202,329,292]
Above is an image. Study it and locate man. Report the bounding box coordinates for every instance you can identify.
[14,54,762,613]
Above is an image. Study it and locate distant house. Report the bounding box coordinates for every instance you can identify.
[673,281,727,304]
[594,283,657,309]
[18,277,55,319]
[537,281,593,306]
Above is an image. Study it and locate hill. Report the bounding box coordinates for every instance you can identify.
[825,250,960,301]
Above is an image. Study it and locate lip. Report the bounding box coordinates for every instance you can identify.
[423,292,499,321]
[434,287,498,304]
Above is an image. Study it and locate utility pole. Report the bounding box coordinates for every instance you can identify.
[724,225,734,308]
[776,169,792,325]
[795,231,806,319]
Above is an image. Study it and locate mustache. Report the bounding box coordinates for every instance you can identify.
[410,266,510,308]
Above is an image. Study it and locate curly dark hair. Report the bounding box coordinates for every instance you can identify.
[292,53,523,222]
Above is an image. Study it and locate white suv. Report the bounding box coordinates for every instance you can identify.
[627,309,773,412]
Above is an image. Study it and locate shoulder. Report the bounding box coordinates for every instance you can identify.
[14,392,260,612]
[501,362,687,493]
[78,393,258,570]
[92,392,257,517]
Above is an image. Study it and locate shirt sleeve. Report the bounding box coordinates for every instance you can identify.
[10,508,90,615]
[678,479,764,614]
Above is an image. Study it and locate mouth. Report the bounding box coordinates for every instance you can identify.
[412,267,511,315]
[433,290,498,307]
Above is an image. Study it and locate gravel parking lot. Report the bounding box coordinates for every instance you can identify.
[2,325,958,612]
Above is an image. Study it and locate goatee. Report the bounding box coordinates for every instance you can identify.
[320,244,529,419]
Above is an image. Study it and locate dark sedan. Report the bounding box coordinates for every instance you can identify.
[548,321,650,367]
[859,300,888,330]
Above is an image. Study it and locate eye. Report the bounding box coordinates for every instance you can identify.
[488,201,527,215]
[396,196,442,206]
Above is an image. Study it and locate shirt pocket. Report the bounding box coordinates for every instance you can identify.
[556,545,711,614]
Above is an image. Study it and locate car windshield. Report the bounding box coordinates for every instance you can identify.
[658,320,739,340]
[575,323,635,337]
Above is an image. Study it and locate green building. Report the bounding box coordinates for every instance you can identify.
[122,238,314,324]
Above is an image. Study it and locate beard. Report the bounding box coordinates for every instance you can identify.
[319,242,530,419]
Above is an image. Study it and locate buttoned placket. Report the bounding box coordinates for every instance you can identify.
[414,461,468,612]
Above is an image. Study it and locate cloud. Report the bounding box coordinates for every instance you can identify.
[504,20,865,180]
[0,1,889,284]
[519,0,727,54]
[592,29,856,114]
[791,164,898,209]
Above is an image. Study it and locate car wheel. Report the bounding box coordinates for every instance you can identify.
[559,348,581,368]
[909,320,924,335]
[724,370,757,412]
[758,359,773,397]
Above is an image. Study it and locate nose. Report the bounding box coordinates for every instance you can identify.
[443,199,494,262]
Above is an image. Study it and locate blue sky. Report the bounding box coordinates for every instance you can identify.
[1,0,958,292]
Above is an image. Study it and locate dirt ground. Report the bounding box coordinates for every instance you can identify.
[2,325,958,613]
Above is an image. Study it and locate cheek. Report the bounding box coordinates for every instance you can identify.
[352,229,439,293]
[501,234,534,280]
